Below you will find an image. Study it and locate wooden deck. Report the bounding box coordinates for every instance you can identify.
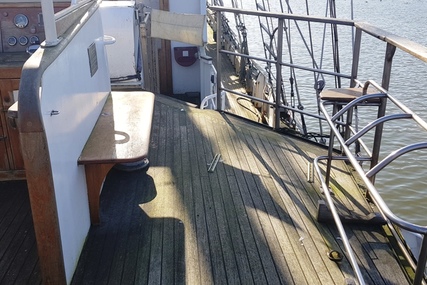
[71,95,411,285]
[205,24,263,124]
[0,180,41,285]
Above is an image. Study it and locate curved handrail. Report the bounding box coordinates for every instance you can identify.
[313,155,367,285]
[209,6,427,283]
[318,83,427,284]
[200,93,217,109]
[19,1,99,133]
[319,94,427,235]
[330,93,387,121]
[345,113,413,146]
[366,142,427,178]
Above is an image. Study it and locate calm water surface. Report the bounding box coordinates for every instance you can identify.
[224,0,427,224]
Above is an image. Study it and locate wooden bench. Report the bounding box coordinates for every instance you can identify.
[319,87,381,103]
[78,91,155,225]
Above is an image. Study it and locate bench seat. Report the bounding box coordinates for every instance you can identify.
[78,91,155,224]
[319,87,381,103]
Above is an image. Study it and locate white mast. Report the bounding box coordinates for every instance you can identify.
[41,0,61,46]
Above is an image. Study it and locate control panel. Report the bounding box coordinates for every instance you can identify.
[0,4,69,53]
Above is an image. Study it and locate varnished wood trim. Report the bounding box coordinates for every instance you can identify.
[78,91,154,164]
[159,0,173,95]
[20,132,66,285]
[0,169,26,180]
[84,163,115,225]
[16,2,100,284]
[0,65,23,79]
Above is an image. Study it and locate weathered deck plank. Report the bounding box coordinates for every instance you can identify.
[205,25,263,124]
[71,95,410,285]
[0,181,41,285]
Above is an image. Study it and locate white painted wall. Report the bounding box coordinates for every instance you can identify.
[40,7,111,283]
[100,1,141,84]
[169,0,206,95]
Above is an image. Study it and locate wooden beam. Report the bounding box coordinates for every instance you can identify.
[159,0,173,95]
[21,132,66,285]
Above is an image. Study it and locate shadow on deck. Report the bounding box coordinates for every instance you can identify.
[0,94,410,284]
[0,180,41,285]
[72,95,410,285]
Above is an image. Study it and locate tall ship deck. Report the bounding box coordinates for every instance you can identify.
[1,0,427,284]
[1,95,411,284]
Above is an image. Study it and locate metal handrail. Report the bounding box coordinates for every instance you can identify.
[210,6,427,131]
[313,155,366,285]
[366,142,427,179]
[345,113,413,146]
[212,6,354,130]
[200,93,218,109]
[317,87,427,284]
[209,5,427,284]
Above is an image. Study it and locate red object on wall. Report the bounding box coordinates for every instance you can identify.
[174,46,198,67]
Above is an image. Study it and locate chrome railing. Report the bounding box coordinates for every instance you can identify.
[209,6,427,129]
[315,83,427,284]
[210,6,355,131]
[209,5,427,284]
[315,80,427,284]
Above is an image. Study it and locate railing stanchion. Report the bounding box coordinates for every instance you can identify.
[208,7,427,282]
[41,0,61,46]
[216,10,223,112]
[274,18,284,130]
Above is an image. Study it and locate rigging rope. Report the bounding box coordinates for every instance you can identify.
[218,0,355,139]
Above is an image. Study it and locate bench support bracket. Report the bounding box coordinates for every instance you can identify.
[84,163,115,225]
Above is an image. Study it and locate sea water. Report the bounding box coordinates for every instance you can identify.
[222,0,427,225]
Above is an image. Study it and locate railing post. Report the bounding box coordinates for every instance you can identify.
[414,235,427,285]
[200,54,213,101]
[350,28,362,87]
[382,43,396,90]
[369,43,395,183]
[216,10,223,112]
[274,18,284,130]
